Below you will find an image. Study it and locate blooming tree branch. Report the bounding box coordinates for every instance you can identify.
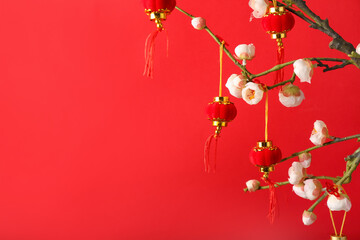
[243,175,338,192]
[280,134,360,163]
[175,6,357,91]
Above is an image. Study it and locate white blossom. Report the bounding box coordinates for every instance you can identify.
[302,210,317,226]
[246,179,261,192]
[293,59,313,83]
[327,194,352,212]
[288,162,306,185]
[191,17,206,30]
[278,84,305,107]
[249,0,269,19]
[309,120,329,146]
[225,74,247,98]
[304,179,322,200]
[242,82,264,105]
[234,44,255,60]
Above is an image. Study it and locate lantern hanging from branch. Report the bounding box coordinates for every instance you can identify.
[204,41,237,173]
[249,88,282,223]
[142,0,176,78]
[262,0,295,83]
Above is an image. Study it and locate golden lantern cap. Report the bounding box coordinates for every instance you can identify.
[269,6,285,14]
[257,140,273,148]
[214,96,230,103]
[330,236,347,240]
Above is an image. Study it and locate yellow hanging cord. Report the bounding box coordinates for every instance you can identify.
[339,186,348,236]
[273,0,278,8]
[340,211,347,236]
[329,209,338,236]
[265,87,269,142]
[219,41,225,97]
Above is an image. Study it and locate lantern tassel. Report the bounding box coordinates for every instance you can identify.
[274,39,285,84]
[262,176,278,224]
[143,30,159,78]
[204,130,220,173]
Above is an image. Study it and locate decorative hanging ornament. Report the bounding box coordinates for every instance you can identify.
[142,0,176,78]
[249,140,282,178]
[204,41,237,173]
[327,183,350,240]
[262,0,295,84]
[249,87,282,223]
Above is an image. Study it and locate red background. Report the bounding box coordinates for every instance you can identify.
[0,0,359,239]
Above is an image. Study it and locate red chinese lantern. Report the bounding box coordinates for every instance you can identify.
[249,140,282,178]
[205,96,237,173]
[142,0,176,78]
[206,96,237,136]
[261,1,295,83]
[204,41,237,173]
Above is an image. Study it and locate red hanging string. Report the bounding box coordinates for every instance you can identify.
[143,30,159,78]
[274,46,284,84]
[262,176,278,223]
[204,134,219,173]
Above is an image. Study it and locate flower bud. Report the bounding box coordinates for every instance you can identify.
[288,162,306,185]
[246,179,261,192]
[309,120,329,146]
[249,0,269,19]
[278,84,305,107]
[234,44,255,60]
[293,59,313,83]
[356,43,360,55]
[327,194,352,212]
[304,179,322,200]
[302,210,317,226]
[242,82,264,105]
[298,152,311,168]
[225,74,247,98]
[191,17,206,30]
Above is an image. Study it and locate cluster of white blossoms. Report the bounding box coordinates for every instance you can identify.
[189,16,314,108]
[290,121,351,226]
[224,42,313,107]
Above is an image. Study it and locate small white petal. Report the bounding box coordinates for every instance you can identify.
[298,153,312,168]
[293,184,307,199]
